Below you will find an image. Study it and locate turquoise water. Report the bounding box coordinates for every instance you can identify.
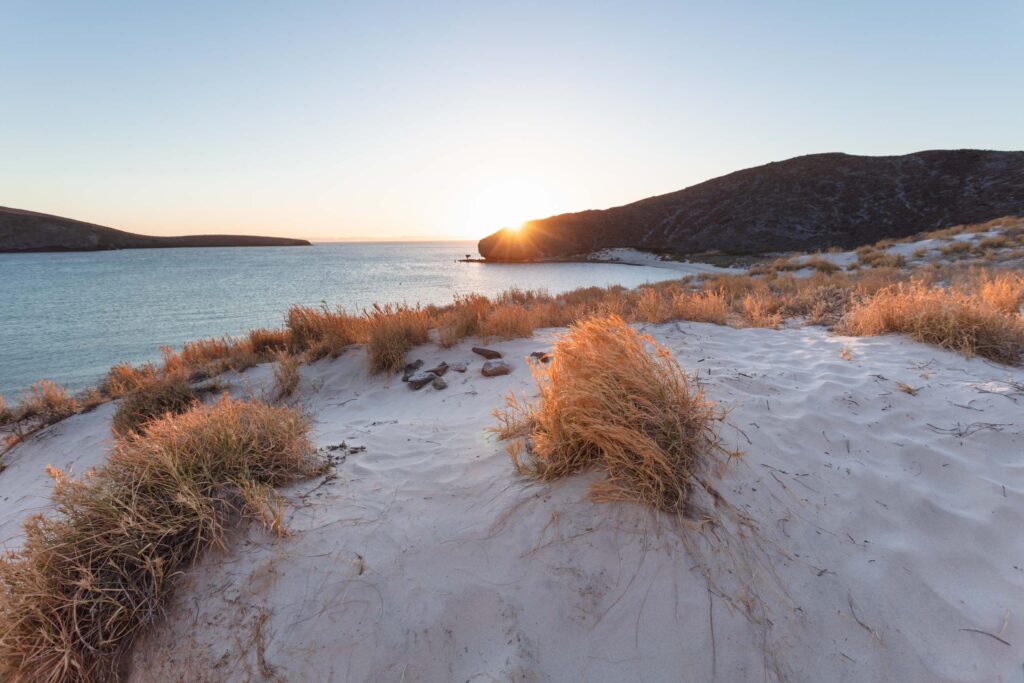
[0,241,683,398]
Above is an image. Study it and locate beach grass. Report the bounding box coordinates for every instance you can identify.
[492,314,727,514]
[0,396,322,683]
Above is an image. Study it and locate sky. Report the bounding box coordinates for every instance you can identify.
[1,1,1022,241]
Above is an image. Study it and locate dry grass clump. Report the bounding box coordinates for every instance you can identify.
[493,315,727,514]
[285,305,362,360]
[939,240,972,257]
[273,351,301,399]
[740,291,783,328]
[160,336,261,380]
[0,396,322,683]
[16,380,78,426]
[248,327,291,355]
[978,235,1011,251]
[364,303,433,373]
[634,287,729,325]
[111,373,198,435]
[480,303,536,340]
[971,271,1024,314]
[854,248,906,269]
[101,362,160,399]
[437,294,490,347]
[803,257,840,274]
[674,290,729,324]
[840,281,1024,364]
[0,395,12,427]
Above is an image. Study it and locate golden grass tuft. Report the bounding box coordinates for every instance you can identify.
[111,373,198,435]
[803,257,840,274]
[972,271,1024,315]
[854,249,906,269]
[17,381,77,425]
[101,362,160,399]
[364,303,433,373]
[740,291,783,328]
[248,327,291,355]
[273,351,301,399]
[493,315,727,514]
[0,396,322,683]
[285,305,362,360]
[479,303,536,340]
[840,281,1024,364]
[0,395,11,426]
[437,294,490,347]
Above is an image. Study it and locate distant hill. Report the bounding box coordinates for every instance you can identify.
[0,207,310,252]
[477,149,1024,260]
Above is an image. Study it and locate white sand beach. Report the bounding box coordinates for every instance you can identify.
[2,322,1021,682]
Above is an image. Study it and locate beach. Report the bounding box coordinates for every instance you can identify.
[2,319,1021,681]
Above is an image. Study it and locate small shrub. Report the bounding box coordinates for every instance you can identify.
[364,304,433,373]
[0,397,322,682]
[273,351,301,399]
[112,374,198,434]
[839,282,1024,364]
[493,315,727,514]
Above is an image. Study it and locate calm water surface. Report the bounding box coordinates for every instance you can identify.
[0,242,683,397]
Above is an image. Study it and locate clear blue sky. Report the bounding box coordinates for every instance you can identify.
[2,1,1021,239]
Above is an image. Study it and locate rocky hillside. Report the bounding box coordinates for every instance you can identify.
[478,149,1024,260]
[0,207,310,252]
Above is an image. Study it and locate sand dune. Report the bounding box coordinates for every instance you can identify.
[2,322,1021,681]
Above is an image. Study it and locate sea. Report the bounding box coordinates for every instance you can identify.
[0,241,685,398]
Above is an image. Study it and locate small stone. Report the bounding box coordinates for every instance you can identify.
[431,376,448,390]
[425,361,449,377]
[407,370,437,389]
[451,361,468,373]
[481,359,511,377]
[529,351,553,364]
[472,347,502,360]
[401,359,424,381]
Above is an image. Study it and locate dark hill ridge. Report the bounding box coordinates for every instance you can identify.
[0,207,310,252]
[477,149,1024,260]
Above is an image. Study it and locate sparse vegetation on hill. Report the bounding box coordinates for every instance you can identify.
[0,396,322,682]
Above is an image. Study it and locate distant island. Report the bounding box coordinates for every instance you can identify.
[478,149,1024,260]
[0,206,310,253]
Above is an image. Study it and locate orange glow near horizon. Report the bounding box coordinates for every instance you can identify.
[449,177,560,239]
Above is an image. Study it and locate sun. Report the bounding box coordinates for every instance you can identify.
[450,177,560,239]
